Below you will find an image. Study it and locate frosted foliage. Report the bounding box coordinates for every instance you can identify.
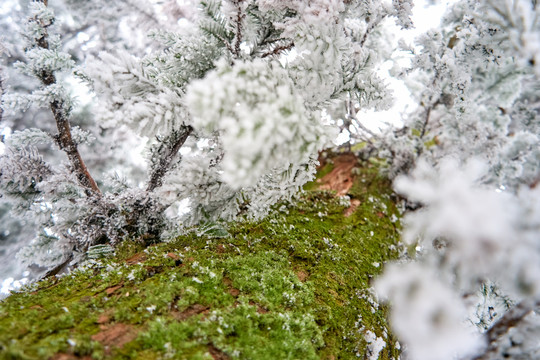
[16,232,73,268]
[392,0,414,29]
[4,37,75,115]
[492,131,540,189]
[5,129,52,149]
[395,159,540,297]
[33,84,74,112]
[379,0,540,207]
[0,146,53,200]
[16,48,75,77]
[470,283,512,331]
[186,59,329,188]
[375,262,483,360]
[245,157,318,218]
[481,0,540,75]
[159,147,318,223]
[287,24,351,107]
[374,8,540,354]
[86,51,188,137]
[395,159,513,255]
[145,30,223,89]
[157,153,240,223]
[484,312,540,359]
[25,2,55,42]
[257,0,345,22]
[164,155,318,223]
[257,0,393,111]
[0,39,8,57]
[60,0,176,57]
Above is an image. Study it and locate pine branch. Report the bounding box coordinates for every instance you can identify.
[147,125,193,192]
[231,0,245,57]
[199,0,234,53]
[0,146,54,198]
[248,6,286,57]
[31,1,101,196]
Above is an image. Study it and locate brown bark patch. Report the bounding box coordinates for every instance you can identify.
[208,343,230,360]
[91,323,138,351]
[172,304,210,321]
[296,270,309,282]
[96,311,113,325]
[249,300,268,314]
[125,252,147,265]
[223,276,241,297]
[216,244,226,254]
[343,199,361,218]
[105,283,123,296]
[167,252,183,266]
[317,153,358,196]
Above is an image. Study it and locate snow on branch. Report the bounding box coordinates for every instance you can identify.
[25,1,100,195]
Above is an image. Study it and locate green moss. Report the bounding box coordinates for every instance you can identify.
[0,161,402,360]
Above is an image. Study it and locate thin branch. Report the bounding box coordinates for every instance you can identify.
[414,65,443,157]
[213,32,236,55]
[261,41,294,58]
[413,98,440,157]
[0,68,4,126]
[232,0,245,57]
[33,0,101,195]
[146,125,193,192]
[123,0,163,30]
[419,102,434,139]
[345,93,378,146]
[360,14,387,47]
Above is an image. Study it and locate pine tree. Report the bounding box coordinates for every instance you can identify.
[1,0,398,276]
[1,0,540,359]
